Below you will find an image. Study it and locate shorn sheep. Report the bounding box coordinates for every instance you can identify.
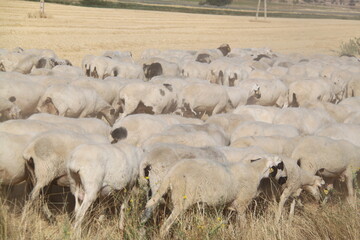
[141,154,284,237]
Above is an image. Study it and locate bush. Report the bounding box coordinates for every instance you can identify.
[339,37,360,57]
[203,0,233,7]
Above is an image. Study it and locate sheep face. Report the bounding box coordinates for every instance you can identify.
[3,105,22,120]
[252,83,261,99]
[37,97,59,115]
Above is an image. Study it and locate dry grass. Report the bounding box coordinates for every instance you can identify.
[1,185,360,240]
[1,0,360,66]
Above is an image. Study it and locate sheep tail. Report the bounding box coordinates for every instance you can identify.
[141,174,171,224]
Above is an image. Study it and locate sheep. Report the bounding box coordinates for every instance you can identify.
[303,100,353,123]
[163,123,230,146]
[67,141,143,230]
[344,112,360,124]
[222,63,250,86]
[0,52,40,74]
[141,57,180,80]
[275,156,325,222]
[291,136,360,204]
[347,75,360,97]
[194,43,231,63]
[28,113,113,139]
[0,132,33,185]
[205,113,255,137]
[230,121,300,143]
[0,77,46,117]
[113,82,178,118]
[0,119,85,136]
[288,79,336,107]
[111,61,144,80]
[36,84,116,126]
[224,84,261,109]
[156,114,203,125]
[237,78,289,107]
[272,107,335,135]
[110,114,170,147]
[81,54,96,76]
[0,96,22,121]
[70,77,120,105]
[232,105,280,124]
[231,136,301,157]
[141,154,283,237]
[150,76,203,94]
[180,60,210,80]
[178,82,232,119]
[22,130,109,219]
[315,123,360,147]
[139,143,228,198]
[141,130,219,149]
[51,65,83,77]
[206,57,234,84]
[33,57,72,70]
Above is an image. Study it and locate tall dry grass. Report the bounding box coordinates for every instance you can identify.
[1,185,359,240]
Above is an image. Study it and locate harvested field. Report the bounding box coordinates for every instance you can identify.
[0,0,359,66]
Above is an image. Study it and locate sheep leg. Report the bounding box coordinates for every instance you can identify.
[159,206,183,238]
[288,198,296,223]
[345,168,355,206]
[276,187,292,223]
[212,103,225,116]
[73,191,97,230]
[119,188,134,232]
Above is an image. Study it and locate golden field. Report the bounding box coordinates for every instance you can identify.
[0,0,359,66]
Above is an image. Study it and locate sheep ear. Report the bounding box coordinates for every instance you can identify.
[250,158,262,163]
[277,161,284,171]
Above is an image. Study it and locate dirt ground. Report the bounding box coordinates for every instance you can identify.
[0,0,359,66]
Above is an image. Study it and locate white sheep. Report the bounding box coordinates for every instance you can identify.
[0,119,85,136]
[291,136,360,204]
[181,60,210,80]
[67,141,143,229]
[272,107,335,135]
[0,77,46,117]
[28,113,112,139]
[178,82,232,118]
[22,130,109,206]
[315,123,360,147]
[141,154,283,237]
[141,130,219,149]
[231,136,301,157]
[275,156,325,222]
[230,121,300,143]
[139,143,227,198]
[205,113,255,137]
[288,79,335,107]
[0,132,33,185]
[163,123,230,146]
[232,105,280,124]
[237,78,289,107]
[0,96,22,121]
[224,84,261,108]
[36,84,116,125]
[111,114,170,147]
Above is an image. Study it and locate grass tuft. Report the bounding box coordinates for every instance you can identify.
[339,37,360,58]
